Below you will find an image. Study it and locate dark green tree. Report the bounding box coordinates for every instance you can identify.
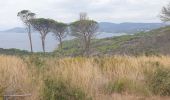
[70,14,98,56]
[17,10,36,53]
[29,18,53,53]
[160,3,170,22]
[50,21,68,49]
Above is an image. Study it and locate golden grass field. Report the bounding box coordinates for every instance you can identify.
[1,55,170,100]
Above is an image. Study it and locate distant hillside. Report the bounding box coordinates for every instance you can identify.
[111,26,170,55]
[55,26,170,56]
[0,22,167,34]
[0,27,26,33]
[0,48,29,55]
[99,22,167,33]
[0,26,170,56]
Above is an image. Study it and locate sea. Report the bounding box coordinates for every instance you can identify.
[0,32,127,52]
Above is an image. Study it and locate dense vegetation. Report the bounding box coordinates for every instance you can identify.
[0,48,30,55]
[1,55,170,100]
[54,26,170,56]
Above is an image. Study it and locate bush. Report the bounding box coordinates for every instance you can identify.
[105,79,127,94]
[145,67,170,96]
[105,78,149,96]
[28,55,45,69]
[43,79,90,100]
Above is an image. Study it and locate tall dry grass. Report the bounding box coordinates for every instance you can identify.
[1,55,170,100]
[0,56,33,99]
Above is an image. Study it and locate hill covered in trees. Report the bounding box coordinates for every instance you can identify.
[0,26,170,56]
[55,26,170,56]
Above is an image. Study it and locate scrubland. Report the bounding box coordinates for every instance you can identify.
[1,55,170,100]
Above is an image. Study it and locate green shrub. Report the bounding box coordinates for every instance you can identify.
[105,79,127,94]
[28,55,45,69]
[43,79,90,100]
[145,67,170,96]
[105,78,149,96]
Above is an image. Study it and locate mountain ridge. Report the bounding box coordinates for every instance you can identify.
[0,27,26,33]
[0,22,167,33]
[99,22,167,33]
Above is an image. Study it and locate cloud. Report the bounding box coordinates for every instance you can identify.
[0,0,169,30]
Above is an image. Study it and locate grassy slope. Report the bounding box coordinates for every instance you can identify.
[55,26,170,56]
[1,55,170,100]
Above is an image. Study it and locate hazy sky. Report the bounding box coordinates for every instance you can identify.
[0,0,169,30]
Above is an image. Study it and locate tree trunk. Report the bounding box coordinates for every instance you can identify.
[85,42,90,56]
[28,25,33,53]
[59,37,62,49]
[83,35,88,55]
[41,36,46,53]
[84,38,91,56]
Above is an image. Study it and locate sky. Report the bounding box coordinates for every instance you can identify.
[0,0,169,30]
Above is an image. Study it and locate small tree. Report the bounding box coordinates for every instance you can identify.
[17,10,35,53]
[160,3,170,22]
[70,14,98,56]
[29,18,53,53]
[50,21,68,49]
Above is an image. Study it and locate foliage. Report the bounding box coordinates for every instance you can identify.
[43,78,89,100]
[0,48,30,56]
[2,55,170,99]
[28,55,45,69]
[29,18,54,52]
[104,78,149,95]
[54,39,82,57]
[160,3,170,22]
[70,20,98,38]
[145,66,170,96]
[50,21,68,49]
[54,26,170,56]
[105,79,127,94]
[17,10,36,25]
[29,18,53,34]
[17,10,35,52]
[70,19,98,56]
